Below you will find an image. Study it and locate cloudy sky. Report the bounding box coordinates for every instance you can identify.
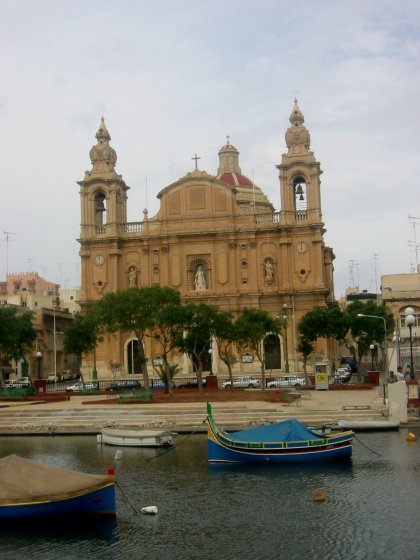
[1,0,419,296]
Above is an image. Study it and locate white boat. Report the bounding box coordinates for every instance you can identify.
[97,428,175,447]
[337,420,400,431]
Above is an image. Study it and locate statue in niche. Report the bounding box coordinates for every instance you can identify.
[194,264,207,291]
[128,267,137,288]
[264,260,274,283]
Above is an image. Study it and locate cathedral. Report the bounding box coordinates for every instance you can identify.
[78,100,335,379]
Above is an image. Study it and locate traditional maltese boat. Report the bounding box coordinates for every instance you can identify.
[206,403,353,463]
[97,428,175,447]
[0,454,116,520]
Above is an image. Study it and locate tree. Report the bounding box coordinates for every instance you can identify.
[145,286,184,395]
[212,309,239,387]
[298,306,349,343]
[346,300,395,367]
[235,308,282,389]
[296,335,314,376]
[93,289,155,389]
[63,311,100,382]
[0,306,37,383]
[297,301,395,370]
[176,302,217,391]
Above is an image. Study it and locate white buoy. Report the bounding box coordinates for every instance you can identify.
[141,505,158,515]
[115,450,123,460]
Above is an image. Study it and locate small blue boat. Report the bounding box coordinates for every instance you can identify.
[0,454,116,520]
[206,403,353,463]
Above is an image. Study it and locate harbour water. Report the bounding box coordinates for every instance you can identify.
[1,429,420,560]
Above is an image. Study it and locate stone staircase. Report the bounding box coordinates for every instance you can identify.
[0,394,386,435]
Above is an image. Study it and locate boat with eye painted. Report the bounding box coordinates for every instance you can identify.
[0,454,116,520]
[206,403,353,464]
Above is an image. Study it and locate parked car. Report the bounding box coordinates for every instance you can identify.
[151,379,177,389]
[60,370,72,381]
[177,378,206,389]
[222,376,260,389]
[267,375,306,389]
[66,381,99,392]
[5,377,32,388]
[105,380,142,392]
[334,366,351,384]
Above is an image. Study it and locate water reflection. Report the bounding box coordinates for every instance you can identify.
[0,430,419,560]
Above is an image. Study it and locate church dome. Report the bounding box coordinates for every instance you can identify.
[216,138,254,188]
[216,137,274,212]
[217,171,254,188]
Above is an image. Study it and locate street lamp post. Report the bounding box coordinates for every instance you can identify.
[370,344,375,370]
[357,313,388,404]
[92,344,98,380]
[404,307,415,380]
[282,304,289,374]
[36,351,42,378]
[208,347,213,375]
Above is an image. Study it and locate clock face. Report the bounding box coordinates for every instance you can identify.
[95,255,104,266]
[296,242,307,254]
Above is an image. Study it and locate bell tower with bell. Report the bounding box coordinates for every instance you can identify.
[78,117,129,240]
[277,99,323,226]
[77,117,130,301]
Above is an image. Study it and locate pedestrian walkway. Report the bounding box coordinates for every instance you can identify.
[0,387,395,434]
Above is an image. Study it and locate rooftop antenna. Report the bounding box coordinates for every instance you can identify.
[373,252,378,294]
[349,259,359,291]
[2,231,17,278]
[57,262,63,287]
[408,215,420,270]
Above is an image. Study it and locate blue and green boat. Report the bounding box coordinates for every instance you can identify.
[206,403,353,463]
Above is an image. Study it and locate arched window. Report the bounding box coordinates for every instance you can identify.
[264,334,281,370]
[94,192,106,226]
[126,339,144,375]
[293,177,307,212]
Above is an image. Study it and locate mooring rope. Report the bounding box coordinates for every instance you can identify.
[353,433,382,456]
[146,418,207,461]
[115,479,139,514]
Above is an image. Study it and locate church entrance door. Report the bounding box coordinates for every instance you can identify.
[264,334,281,370]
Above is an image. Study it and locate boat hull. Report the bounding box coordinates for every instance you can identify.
[0,483,116,520]
[337,420,400,431]
[208,432,353,463]
[206,403,353,464]
[99,428,175,447]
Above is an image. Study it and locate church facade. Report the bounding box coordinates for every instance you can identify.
[77,101,335,379]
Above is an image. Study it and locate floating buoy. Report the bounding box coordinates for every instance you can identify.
[115,450,123,460]
[141,505,158,515]
[312,490,327,502]
[406,432,417,442]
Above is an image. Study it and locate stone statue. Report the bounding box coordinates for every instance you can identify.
[194,265,207,291]
[128,267,137,288]
[264,260,274,282]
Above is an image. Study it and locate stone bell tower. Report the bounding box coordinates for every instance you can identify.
[77,118,129,301]
[78,117,129,240]
[277,99,323,226]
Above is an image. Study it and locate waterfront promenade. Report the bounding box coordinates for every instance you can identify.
[2,386,417,435]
